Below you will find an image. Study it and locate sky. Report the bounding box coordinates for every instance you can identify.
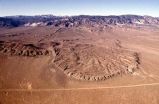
[0,0,159,17]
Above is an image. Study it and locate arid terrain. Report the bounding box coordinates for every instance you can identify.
[0,15,159,104]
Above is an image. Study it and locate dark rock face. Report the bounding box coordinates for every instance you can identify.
[0,15,159,28]
[0,17,23,27]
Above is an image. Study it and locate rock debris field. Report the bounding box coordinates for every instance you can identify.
[0,40,140,81]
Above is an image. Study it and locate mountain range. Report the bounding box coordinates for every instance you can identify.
[0,15,159,27]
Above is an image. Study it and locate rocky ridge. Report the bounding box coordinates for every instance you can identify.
[0,41,51,57]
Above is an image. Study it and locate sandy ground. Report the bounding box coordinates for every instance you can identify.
[0,26,159,104]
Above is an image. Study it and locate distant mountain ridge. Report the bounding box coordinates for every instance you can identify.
[0,15,159,27]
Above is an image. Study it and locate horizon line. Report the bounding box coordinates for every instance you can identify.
[1,14,159,18]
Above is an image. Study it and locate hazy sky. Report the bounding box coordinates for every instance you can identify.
[0,0,159,17]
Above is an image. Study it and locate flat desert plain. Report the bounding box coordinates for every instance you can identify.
[0,26,159,104]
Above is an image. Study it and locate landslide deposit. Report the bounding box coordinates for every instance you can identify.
[53,41,140,81]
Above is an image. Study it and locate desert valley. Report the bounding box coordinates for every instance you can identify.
[0,15,159,104]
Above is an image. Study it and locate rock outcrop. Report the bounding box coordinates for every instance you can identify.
[0,41,51,57]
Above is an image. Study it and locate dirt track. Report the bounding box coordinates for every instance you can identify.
[1,82,159,91]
